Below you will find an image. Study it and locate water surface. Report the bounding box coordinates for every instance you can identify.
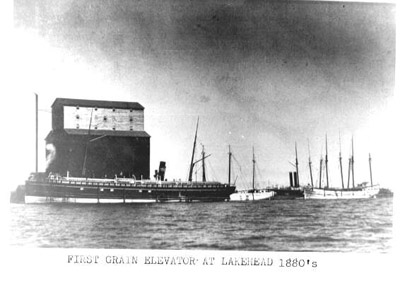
[9,198,393,252]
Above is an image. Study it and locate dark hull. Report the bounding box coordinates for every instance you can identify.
[376,188,393,198]
[269,188,304,200]
[24,179,235,203]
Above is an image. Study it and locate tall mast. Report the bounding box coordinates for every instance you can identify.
[82,108,94,176]
[308,139,313,188]
[347,157,351,189]
[295,142,299,187]
[369,153,373,187]
[325,134,329,189]
[319,156,323,189]
[339,133,344,189]
[202,144,206,182]
[35,93,38,173]
[252,146,255,190]
[351,137,355,188]
[188,117,199,182]
[228,145,232,186]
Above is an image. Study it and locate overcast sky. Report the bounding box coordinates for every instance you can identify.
[7,0,397,190]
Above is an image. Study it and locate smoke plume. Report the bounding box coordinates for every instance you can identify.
[45,144,56,169]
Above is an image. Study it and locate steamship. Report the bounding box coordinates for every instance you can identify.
[19,97,235,204]
[25,171,235,203]
[268,143,304,200]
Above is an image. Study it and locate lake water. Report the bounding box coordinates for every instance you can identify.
[9,198,393,252]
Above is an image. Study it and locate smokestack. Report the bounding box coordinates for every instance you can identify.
[159,161,166,181]
[289,172,294,187]
[293,171,299,187]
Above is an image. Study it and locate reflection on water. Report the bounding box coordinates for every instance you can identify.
[9,198,393,252]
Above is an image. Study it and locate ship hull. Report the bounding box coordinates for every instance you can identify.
[304,187,380,199]
[269,188,304,200]
[229,190,275,201]
[24,179,235,204]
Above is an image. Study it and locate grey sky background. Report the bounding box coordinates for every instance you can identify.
[8,0,397,190]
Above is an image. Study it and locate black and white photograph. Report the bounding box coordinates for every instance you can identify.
[5,0,398,281]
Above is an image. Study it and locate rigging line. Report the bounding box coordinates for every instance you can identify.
[255,163,263,176]
[193,165,201,174]
[233,175,239,186]
[231,152,238,164]
[231,155,244,175]
[231,152,252,188]
[234,153,251,172]
[255,163,264,188]
[231,159,240,184]
[236,175,250,190]
[231,165,236,183]
[204,158,212,181]
[206,158,218,182]
[188,145,204,180]
[321,160,326,187]
[231,162,247,188]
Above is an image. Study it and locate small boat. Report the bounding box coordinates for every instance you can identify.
[229,147,275,201]
[230,188,275,201]
[304,136,380,199]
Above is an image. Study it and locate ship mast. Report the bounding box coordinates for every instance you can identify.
[339,133,344,189]
[295,142,299,187]
[325,134,329,189]
[369,153,373,187]
[202,144,206,182]
[188,117,199,182]
[35,93,38,173]
[346,136,355,189]
[351,137,355,188]
[347,156,351,189]
[319,156,323,189]
[308,139,313,188]
[82,108,94,177]
[252,146,255,190]
[228,145,232,186]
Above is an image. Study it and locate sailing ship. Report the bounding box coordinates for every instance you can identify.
[21,98,235,203]
[229,147,275,201]
[304,136,380,199]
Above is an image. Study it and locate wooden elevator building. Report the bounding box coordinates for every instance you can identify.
[45,98,150,179]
